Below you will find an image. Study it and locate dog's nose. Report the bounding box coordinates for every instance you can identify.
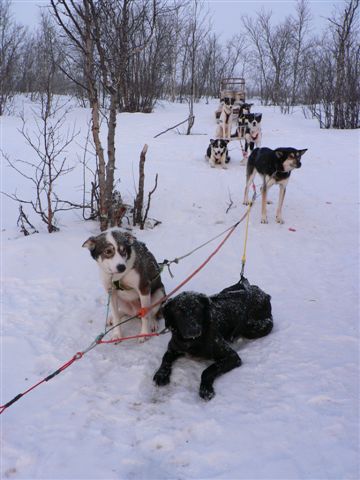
[116,264,126,273]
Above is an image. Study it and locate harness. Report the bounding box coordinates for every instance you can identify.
[112,279,134,291]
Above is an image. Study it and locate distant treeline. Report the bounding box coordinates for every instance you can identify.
[1,0,359,128]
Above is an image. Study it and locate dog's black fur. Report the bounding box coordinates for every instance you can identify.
[238,102,253,117]
[153,277,273,400]
[243,147,308,223]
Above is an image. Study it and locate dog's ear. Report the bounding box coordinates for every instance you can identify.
[82,237,96,250]
[297,148,308,156]
[178,294,210,340]
[275,149,286,159]
[210,138,215,145]
[224,139,230,145]
[255,113,262,122]
[123,232,135,245]
[163,299,175,330]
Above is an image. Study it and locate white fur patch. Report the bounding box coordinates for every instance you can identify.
[283,159,297,172]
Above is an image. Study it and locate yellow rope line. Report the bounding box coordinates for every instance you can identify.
[241,200,253,275]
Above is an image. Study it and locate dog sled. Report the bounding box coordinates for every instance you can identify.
[215,77,246,120]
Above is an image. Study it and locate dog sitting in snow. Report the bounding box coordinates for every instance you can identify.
[216,97,235,139]
[153,277,273,400]
[83,229,165,341]
[243,147,308,224]
[205,138,230,168]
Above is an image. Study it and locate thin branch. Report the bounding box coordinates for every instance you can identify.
[153,115,194,138]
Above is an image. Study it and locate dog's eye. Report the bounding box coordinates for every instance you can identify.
[103,246,115,258]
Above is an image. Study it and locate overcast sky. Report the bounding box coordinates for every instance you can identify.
[10,0,341,37]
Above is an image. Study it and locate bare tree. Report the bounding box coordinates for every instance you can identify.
[183,0,209,134]
[331,0,360,128]
[288,0,312,108]
[4,96,79,232]
[0,0,26,114]
[51,0,159,231]
[3,13,81,232]
[304,0,359,128]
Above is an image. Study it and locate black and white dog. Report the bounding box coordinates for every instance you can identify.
[216,97,235,139]
[232,114,247,140]
[153,277,273,400]
[243,147,308,224]
[244,113,262,157]
[205,138,230,168]
[234,102,254,139]
[83,229,165,341]
[238,102,253,118]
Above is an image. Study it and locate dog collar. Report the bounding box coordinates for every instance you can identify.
[112,279,134,291]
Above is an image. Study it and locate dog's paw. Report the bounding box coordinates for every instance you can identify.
[150,318,158,333]
[153,370,170,386]
[199,383,215,401]
[261,217,268,224]
[109,327,122,342]
[276,217,284,224]
[138,334,148,343]
[222,165,228,169]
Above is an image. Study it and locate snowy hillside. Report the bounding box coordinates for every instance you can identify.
[1,98,359,479]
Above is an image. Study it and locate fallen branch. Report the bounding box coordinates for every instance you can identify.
[153,116,195,138]
[17,205,39,236]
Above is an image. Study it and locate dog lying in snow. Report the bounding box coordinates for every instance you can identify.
[205,138,230,168]
[83,229,165,341]
[153,277,273,400]
[243,147,308,224]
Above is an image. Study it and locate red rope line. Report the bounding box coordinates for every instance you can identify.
[0,353,83,414]
[1,206,252,414]
[136,213,247,320]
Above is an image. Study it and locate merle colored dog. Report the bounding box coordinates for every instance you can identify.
[153,277,273,400]
[243,147,308,224]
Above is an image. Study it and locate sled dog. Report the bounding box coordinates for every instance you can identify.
[244,113,262,157]
[205,138,230,168]
[154,277,273,400]
[83,229,165,341]
[216,97,235,139]
[243,147,308,224]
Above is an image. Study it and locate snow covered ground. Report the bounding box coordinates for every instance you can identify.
[1,97,359,479]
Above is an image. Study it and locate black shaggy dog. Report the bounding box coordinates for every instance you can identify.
[153,277,273,400]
